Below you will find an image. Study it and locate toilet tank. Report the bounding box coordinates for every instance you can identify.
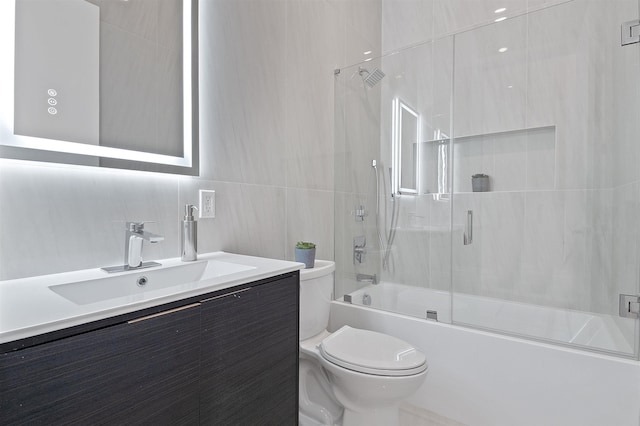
[299,260,335,341]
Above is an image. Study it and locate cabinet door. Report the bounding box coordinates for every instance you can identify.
[200,275,299,425]
[0,303,201,426]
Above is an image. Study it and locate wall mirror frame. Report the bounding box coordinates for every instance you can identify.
[0,0,199,176]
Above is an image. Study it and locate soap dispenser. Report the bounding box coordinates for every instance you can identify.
[181,204,198,261]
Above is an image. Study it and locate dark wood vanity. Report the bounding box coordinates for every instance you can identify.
[0,272,299,425]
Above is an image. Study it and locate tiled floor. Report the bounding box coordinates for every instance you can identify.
[300,403,465,426]
[399,403,467,426]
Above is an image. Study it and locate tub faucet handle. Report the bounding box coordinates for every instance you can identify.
[353,236,366,264]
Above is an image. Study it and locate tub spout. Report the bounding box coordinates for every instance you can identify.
[356,273,377,285]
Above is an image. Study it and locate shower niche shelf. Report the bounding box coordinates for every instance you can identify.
[449,125,556,194]
[406,125,555,195]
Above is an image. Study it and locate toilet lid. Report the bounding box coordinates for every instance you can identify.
[319,326,427,376]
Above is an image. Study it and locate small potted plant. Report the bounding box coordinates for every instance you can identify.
[295,241,316,269]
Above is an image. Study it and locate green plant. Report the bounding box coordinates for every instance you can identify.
[295,241,316,249]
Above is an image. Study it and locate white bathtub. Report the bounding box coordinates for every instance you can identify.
[347,282,634,355]
[331,283,640,426]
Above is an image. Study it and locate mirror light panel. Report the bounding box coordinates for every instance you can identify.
[392,97,420,195]
[0,0,194,169]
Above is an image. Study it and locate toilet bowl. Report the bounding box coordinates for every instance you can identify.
[299,261,428,426]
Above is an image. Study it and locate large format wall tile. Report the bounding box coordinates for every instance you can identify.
[381,195,433,286]
[177,177,217,255]
[381,0,434,54]
[0,162,179,280]
[433,0,527,37]
[199,0,287,186]
[453,14,527,138]
[527,0,574,12]
[341,0,382,66]
[334,190,381,298]
[525,127,556,190]
[285,187,335,261]
[2,0,356,280]
[428,196,452,291]
[611,182,640,345]
[204,181,287,260]
[520,190,567,307]
[285,0,340,191]
[368,0,639,323]
[448,187,619,313]
[452,127,555,193]
[526,0,600,190]
[334,59,382,195]
[526,0,638,190]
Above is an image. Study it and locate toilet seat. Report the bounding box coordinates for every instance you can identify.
[319,326,427,377]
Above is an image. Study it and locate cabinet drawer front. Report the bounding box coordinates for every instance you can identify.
[200,275,299,425]
[0,304,201,425]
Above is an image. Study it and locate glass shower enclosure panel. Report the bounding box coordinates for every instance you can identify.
[334,39,454,319]
[450,0,640,357]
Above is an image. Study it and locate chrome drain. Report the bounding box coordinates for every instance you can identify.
[136,276,148,287]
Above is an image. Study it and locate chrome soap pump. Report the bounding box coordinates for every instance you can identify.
[181,204,198,261]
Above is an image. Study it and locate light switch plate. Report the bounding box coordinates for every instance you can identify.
[199,190,215,219]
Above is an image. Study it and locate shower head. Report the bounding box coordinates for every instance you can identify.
[359,67,385,88]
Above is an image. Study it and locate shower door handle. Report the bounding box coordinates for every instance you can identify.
[463,210,473,245]
[622,19,640,46]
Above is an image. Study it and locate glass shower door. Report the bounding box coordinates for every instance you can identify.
[450,0,640,357]
[333,38,455,320]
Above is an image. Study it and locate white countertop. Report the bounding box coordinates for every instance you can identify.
[0,252,303,345]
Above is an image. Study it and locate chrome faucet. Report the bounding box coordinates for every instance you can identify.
[124,222,164,268]
[356,273,377,285]
[353,236,366,264]
[101,222,164,273]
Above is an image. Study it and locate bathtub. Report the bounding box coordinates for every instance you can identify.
[346,282,634,355]
[330,283,640,426]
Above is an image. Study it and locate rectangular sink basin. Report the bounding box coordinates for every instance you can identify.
[49,260,256,305]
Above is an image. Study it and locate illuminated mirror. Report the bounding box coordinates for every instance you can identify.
[0,0,199,175]
[392,98,420,195]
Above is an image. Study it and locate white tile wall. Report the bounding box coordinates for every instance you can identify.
[453,14,527,138]
[382,0,434,54]
[361,0,640,318]
[1,0,368,280]
[452,127,555,193]
[0,161,179,279]
[285,0,339,191]
[285,187,335,262]
[200,0,288,187]
[3,0,638,331]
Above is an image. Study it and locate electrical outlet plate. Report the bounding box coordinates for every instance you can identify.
[199,190,215,219]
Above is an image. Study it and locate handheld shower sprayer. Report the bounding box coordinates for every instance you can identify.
[370,159,398,271]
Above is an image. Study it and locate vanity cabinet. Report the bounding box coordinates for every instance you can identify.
[0,273,299,425]
[0,303,201,425]
[200,274,299,424]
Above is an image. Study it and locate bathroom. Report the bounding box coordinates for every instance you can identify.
[2,0,640,425]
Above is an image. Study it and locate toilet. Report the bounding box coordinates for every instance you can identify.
[299,260,428,426]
